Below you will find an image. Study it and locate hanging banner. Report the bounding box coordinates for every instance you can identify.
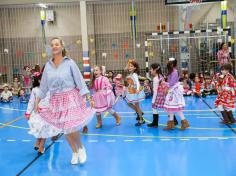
[114,51,118,59]
[16,51,24,57]
[123,42,129,49]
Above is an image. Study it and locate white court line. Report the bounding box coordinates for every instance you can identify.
[116,109,219,114]
[7,139,16,142]
[180,139,190,141]
[55,140,63,143]
[217,137,229,140]
[108,113,219,117]
[124,139,134,142]
[0,106,224,114]
[22,139,31,142]
[196,117,218,119]
[0,106,25,112]
[198,138,209,140]
[160,139,172,141]
[106,140,116,143]
[88,140,98,143]
[142,139,153,142]
[106,115,220,119]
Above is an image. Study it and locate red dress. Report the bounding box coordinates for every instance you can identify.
[215,73,236,109]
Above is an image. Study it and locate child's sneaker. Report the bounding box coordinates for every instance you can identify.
[135,120,145,126]
[71,153,79,165]
[78,146,87,164]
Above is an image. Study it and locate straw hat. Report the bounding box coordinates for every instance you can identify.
[2,83,9,88]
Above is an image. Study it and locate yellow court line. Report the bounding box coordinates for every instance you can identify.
[0,122,29,130]
[0,116,24,129]
[1,120,236,131]
[0,123,236,139]
[1,116,236,132]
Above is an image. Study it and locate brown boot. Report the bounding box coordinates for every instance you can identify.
[113,112,121,126]
[163,120,175,130]
[96,120,102,128]
[82,126,88,133]
[180,119,190,130]
[34,139,40,150]
[38,146,45,154]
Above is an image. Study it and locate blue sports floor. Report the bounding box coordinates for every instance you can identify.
[1,95,236,176]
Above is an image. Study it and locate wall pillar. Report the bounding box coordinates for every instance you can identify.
[80,1,90,82]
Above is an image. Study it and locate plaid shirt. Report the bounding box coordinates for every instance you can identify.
[217,50,231,65]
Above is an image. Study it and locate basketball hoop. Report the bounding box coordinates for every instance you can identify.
[183,0,202,9]
[190,0,202,6]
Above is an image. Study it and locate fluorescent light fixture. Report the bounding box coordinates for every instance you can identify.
[38,3,48,8]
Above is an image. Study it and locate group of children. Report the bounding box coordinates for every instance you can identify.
[1,56,234,159]
[88,58,236,130]
[0,65,40,103]
[87,58,190,130]
[181,72,218,97]
[22,57,190,156]
[142,71,219,99]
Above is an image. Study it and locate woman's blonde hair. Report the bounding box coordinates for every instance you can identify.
[50,37,67,57]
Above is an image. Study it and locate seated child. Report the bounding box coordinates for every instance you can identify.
[143,79,152,98]
[12,77,21,96]
[202,75,217,96]
[182,78,192,96]
[18,88,29,103]
[1,84,13,103]
[192,76,203,97]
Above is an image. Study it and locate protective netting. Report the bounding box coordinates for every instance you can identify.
[0,3,82,84]
[0,0,233,84]
[146,30,229,75]
[86,0,177,76]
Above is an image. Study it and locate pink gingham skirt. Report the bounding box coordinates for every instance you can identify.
[152,81,168,109]
[93,89,115,113]
[152,92,166,109]
[39,88,95,134]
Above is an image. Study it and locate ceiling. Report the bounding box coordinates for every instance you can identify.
[0,0,233,6]
[0,0,106,6]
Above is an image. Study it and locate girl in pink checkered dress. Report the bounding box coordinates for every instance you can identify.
[147,63,166,128]
[91,66,121,128]
[35,37,95,165]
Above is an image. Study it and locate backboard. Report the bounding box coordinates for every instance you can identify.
[165,0,224,5]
